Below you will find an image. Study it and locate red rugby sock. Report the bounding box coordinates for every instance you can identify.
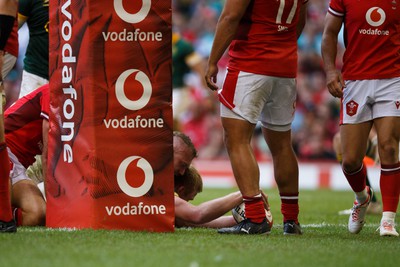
[0,142,13,222]
[280,192,299,224]
[243,194,265,223]
[380,163,400,212]
[343,164,367,193]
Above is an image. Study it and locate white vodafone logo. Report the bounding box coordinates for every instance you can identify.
[114,0,151,24]
[115,69,152,110]
[117,156,154,197]
[365,7,386,27]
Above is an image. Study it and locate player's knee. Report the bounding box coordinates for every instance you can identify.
[378,140,398,162]
[341,158,363,173]
[22,202,46,226]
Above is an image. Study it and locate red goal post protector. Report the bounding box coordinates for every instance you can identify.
[46,0,174,231]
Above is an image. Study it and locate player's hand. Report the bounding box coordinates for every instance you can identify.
[205,63,219,91]
[326,69,344,98]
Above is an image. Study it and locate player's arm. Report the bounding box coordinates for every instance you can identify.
[0,0,17,16]
[321,12,344,98]
[205,0,251,91]
[296,0,308,38]
[175,191,242,227]
[0,0,17,112]
[195,216,237,228]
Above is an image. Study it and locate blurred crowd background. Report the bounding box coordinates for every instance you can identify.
[4,0,344,162]
[172,0,345,162]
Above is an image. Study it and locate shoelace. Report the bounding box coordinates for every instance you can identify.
[351,194,371,222]
[376,221,396,232]
[351,205,361,222]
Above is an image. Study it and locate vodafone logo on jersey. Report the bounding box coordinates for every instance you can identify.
[114,0,151,24]
[115,69,152,110]
[365,7,386,27]
[359,7,389,36]
[117,156,154,197]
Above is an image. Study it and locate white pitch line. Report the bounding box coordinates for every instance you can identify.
[18,227,79,233]
[17,223,381,232]
[274,223,379,228]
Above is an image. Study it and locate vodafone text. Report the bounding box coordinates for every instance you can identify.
[103,115,164,129]
[359,28,389,36]
[60,0,76,163]
[102,28,163,42]
[105,202,166,216]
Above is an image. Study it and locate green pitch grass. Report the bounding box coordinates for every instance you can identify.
[0,189,399,267]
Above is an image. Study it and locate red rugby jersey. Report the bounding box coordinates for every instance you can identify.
[329,0,400,80]
[5,84,49,168]
[227,0,308,78]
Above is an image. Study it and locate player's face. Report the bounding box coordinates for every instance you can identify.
[173,137,194,176]
[180,190,198,202]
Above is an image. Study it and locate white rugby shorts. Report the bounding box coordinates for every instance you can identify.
[8,148,31,185]
[219,70,296,131]
[341,77,400,124]
[19,70,49,98]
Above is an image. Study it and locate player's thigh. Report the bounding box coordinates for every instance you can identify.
[340,121,373,165]
[220,114,256,144]
[11,179,45,212]
[372,78,400,161]
[374,117,400,141]
[373,116,400,162]
[262,127,292,155]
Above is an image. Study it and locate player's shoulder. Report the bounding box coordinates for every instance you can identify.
[328,0,346,15]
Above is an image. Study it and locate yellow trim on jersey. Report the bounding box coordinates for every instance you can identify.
[172,32,180,46]
[18,13,28,28]
[18,13,28,21]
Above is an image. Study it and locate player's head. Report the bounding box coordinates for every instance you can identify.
[173,131,197,176]
[174,165,203,201]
